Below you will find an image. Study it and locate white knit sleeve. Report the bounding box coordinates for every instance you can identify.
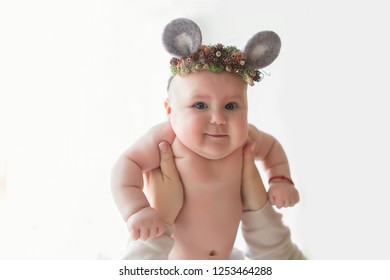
[121,224,174,260]
[241,202,305,260]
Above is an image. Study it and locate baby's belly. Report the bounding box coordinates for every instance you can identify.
[169,141,243,259]
[169,191,242,259]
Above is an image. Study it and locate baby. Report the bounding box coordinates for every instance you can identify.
[111,18,300,259]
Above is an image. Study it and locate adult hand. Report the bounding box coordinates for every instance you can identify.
[144,142,184,225]
[241,142,268,211]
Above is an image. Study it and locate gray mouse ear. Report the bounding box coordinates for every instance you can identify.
[162,18,202,58]
[244,31,281,69]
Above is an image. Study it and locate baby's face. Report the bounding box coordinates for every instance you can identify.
[167,71,248,159]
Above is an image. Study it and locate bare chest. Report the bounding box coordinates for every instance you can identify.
[169,138,244,259]
[171,137,243,196]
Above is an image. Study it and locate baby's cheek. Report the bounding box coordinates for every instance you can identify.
[239,127,250,143]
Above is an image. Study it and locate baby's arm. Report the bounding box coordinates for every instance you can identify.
[248,124,299,208]
[122,142,181,260]
[111,121,175,240]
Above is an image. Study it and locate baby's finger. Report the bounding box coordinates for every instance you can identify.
[271,195,285,209]
[275,200,284,209]
[139,229,148,241]
[148,226,158,240]
[156,224,165,238]
[158,142,180,182]
[151,224,165,239]
[295,193,300,204]
[130,229,140,241]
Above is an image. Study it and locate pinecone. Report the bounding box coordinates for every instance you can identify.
[232,65,243,74]
[170,58,179,66]
[191,52,199,61]
[206,54,217,63]
[221,55,232,66]
[253,71,262,82]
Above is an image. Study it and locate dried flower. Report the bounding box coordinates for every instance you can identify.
[245,76,254,86]
[169,44,265,86]
[216,43,224,50]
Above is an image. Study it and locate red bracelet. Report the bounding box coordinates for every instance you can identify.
[268,175,294,185]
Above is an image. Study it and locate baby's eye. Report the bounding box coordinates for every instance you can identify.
[225,102,238,110]
[193,102,207,110]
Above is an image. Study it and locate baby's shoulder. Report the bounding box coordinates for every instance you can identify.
[147,121,176,145]
[248,123,276,147]
[248,123,267,139]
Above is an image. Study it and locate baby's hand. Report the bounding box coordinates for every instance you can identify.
[126,207,165,241]
[268,182,300,209]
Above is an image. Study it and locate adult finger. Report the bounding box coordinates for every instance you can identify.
[242,142,261,186]
[241,142,268,211]
[243,142,255,165]
[158,142,180,182]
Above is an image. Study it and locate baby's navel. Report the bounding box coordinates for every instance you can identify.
[209,250,217,257]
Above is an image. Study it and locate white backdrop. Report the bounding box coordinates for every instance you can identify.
[1,0,390,259]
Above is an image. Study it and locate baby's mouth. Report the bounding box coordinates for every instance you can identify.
[205,133,228,138]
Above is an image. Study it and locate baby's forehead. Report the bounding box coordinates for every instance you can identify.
[169,78,247,102]
[168,72,247,95]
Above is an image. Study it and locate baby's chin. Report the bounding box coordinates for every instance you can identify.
[192,146,240,160]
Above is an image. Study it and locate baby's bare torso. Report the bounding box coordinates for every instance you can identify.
[168,137,243,259]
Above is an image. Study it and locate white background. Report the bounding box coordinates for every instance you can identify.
[1,0,390,260]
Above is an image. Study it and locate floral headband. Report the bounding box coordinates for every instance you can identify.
[170,44,263,86]
[163,18,281,86]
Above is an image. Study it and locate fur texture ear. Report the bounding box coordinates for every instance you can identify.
[244,31,281,69]
[162,18,202,58]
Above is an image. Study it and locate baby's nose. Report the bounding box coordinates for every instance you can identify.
[210,110,226,125]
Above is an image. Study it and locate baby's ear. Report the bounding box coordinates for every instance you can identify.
[162,18,202,58]
[244,31,281,69]
[164,99,172,117]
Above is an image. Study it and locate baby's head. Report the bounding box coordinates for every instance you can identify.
[166,71,248,159]
[162,18,281,159]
